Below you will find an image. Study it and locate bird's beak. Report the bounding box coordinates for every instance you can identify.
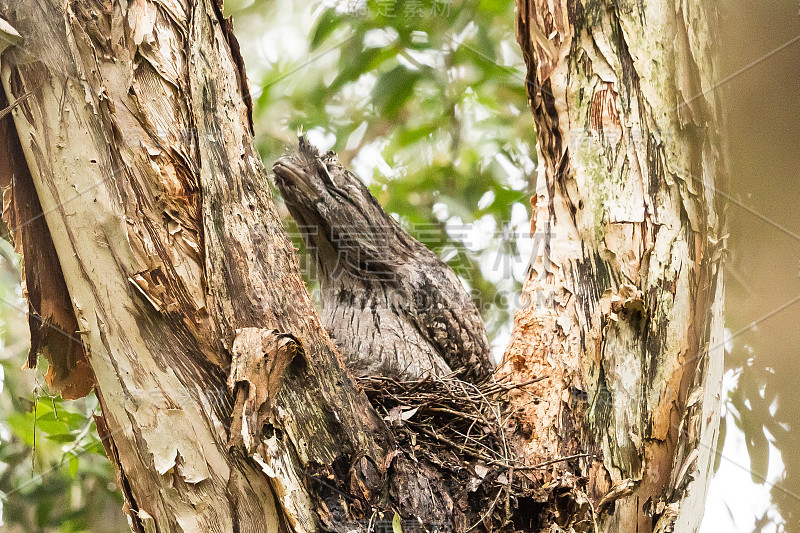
[273,158,318,199]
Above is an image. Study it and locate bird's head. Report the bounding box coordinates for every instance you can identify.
[273,137,415,281]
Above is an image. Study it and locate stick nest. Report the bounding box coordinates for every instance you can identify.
[358,375,591,532]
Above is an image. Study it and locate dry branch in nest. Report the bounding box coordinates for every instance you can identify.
[358,375,598,532]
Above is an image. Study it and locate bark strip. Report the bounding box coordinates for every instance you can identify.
[0,84,92,398]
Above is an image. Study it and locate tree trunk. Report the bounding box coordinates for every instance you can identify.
[502,0,726,531]
[0,0,725,532]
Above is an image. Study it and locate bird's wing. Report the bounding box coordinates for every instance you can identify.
[402,260,494,381]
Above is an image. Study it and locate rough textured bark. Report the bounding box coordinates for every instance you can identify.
[502,1,726,531]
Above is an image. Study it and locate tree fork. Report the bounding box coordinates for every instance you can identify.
[0,0,729,531]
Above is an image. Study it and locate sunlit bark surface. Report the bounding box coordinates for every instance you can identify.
[503,1,726,531]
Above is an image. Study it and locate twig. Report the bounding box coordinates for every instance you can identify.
[465,487,504,533]
[483,375,547,394]
[504,466,514,527]
[514,453,594,471]
[449,428,505,460]
[413,426,495,463]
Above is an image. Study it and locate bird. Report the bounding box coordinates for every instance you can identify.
[273,137,494,382]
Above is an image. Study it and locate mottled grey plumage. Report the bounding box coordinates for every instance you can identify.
[273,137,494,382]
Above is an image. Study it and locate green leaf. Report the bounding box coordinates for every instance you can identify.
[713,415,726,474]
[45,433,78,444]
[372,66,420,119]
[392,512,403,533]
[396,123,438,145]
[58,411,89,431]
[475,24,497,63]
[34,396,56,415]
[328,45,398,93]
[36,409,88,434]
[310,8,344,50]
[85,439,110,457]
[35,412,69,435]
[67,452,79,478]
[6,411,35,446]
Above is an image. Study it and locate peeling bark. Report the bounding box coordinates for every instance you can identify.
[0,68,92,399]
[0,2,285,528]
[503,1,726,531]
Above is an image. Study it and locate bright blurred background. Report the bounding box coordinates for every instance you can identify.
[0,0,798,531]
